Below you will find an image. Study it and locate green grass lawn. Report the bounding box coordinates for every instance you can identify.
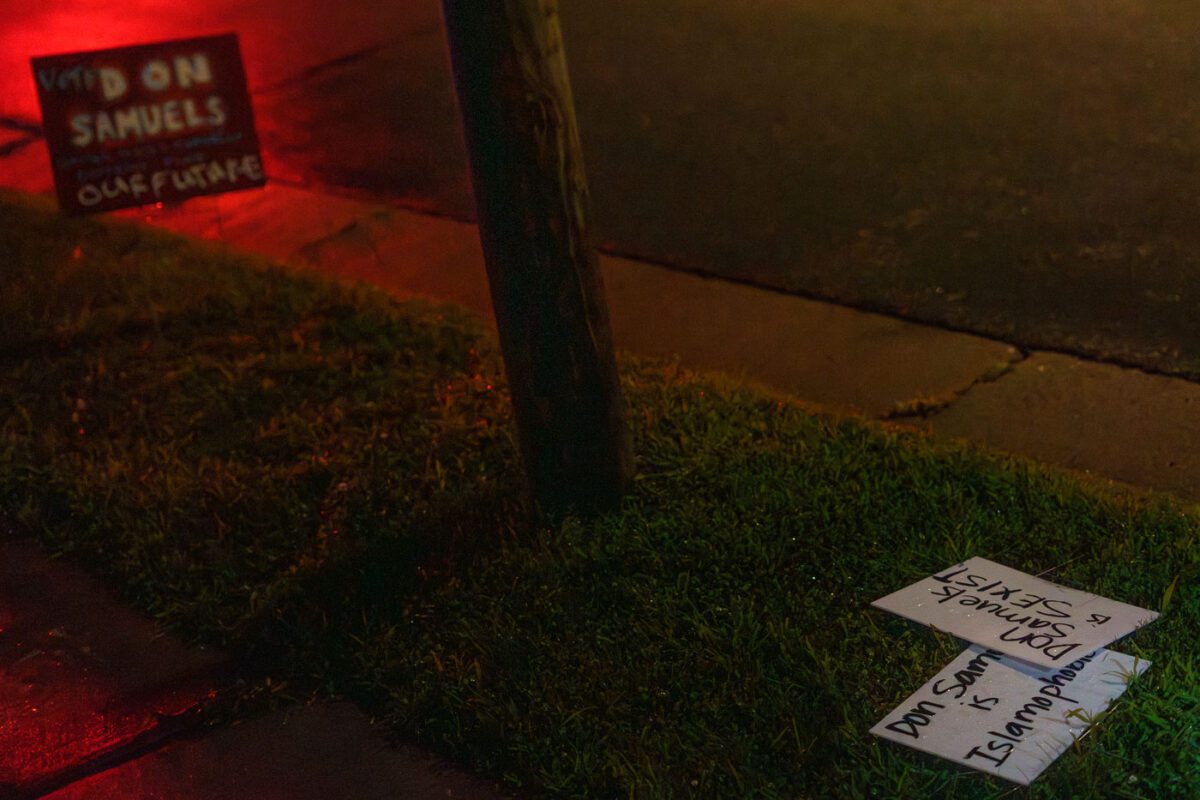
[1,191,1196,799]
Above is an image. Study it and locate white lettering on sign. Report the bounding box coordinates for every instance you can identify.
[172,54,213,88]
[141,59,173,91]
[37,53,213,99]
[99,67,127,101]
[69,97,228,147]
[75,154,263,207]
[870,557,1158,668]
[871,645,1150,785]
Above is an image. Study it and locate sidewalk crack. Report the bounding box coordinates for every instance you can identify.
[0,116,42,136]
[0,136,38,158]
[0,116,42,158]
[252,44,387,95]
[14,705,205,800]
[881,346,1030,421]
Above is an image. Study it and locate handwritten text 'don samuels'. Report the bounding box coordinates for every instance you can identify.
[871,645,1150,784]
[870,557,1157,669]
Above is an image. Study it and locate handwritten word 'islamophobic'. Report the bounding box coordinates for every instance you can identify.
[883,648,1099,768]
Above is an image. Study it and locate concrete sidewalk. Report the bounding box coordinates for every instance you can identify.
[0,524,517,800]
[6,133,1200,796]
[10,130,1200,503]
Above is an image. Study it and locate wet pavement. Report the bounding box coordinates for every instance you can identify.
[0,516,515,800]
[0,533,229,798]
[41,702,512,800]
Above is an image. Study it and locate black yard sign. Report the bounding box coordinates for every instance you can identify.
[31,33,265,214]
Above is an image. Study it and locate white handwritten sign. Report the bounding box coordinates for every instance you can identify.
[871,558,1158,668]
[871,645,1150,784]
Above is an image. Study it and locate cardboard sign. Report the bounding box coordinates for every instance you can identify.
[871,557,1158,669]
[31,33,265,214]
[871,645,1150,784]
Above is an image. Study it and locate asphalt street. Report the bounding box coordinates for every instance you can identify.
[6,0,1200,376]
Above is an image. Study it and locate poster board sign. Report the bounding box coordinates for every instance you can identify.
[871,557,1158,669]
[871,645,1150,784]
[31,33,265,214]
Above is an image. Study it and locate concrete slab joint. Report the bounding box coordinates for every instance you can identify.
[884,346,1028,420]
[0,533,233,799]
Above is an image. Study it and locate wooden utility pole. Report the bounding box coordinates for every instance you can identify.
[440,0,633,512]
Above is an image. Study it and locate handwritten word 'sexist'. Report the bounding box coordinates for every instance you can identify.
[931,565,1074,617]
[929,565,1100,662]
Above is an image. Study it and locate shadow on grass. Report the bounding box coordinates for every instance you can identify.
[1,193,1196,799]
